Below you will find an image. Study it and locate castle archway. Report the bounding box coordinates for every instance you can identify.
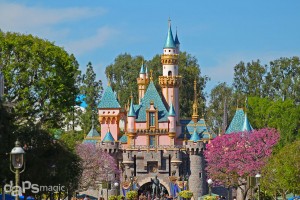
[138,182,169,198]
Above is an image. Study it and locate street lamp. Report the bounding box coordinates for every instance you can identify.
[207,179,213,196]
[10,140,26,200]
[255,173,261,200]
[114,181,119,195]
[130,176,134,191]
[185,174,189,190]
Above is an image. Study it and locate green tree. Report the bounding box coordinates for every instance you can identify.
[79,62,103,133]
[261,139,300,199]
[105,53,143,107]
[0,31,81,129]
[233,60,267,96]
[248,97,300,149]
[206,82,236,133]
[267,57,300,102]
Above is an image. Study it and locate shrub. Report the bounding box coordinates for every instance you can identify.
[126,191,138,200]
[178,190,193,199]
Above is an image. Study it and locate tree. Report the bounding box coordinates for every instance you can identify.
[233,57,300,104]
[206,82,236,133]
[248,97,300,149]
[79,62,103,133]
[204,128,280,200]
[105,52,208,118]
[267,57,300,102]
[233,60,267,96]
[0,31,81,129]
[75,143,120,190]
[261,139,300,199]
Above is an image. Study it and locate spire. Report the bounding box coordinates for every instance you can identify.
[128,95,136,117]
[168,102,176,116]
[107,74,111,86]
[192,80,199,122]
[222,98,228,134]
[164,19,176,49]
[174,27,180,46]
[150,69,153,81]
[145,65,148,78]
[140,61,145,74]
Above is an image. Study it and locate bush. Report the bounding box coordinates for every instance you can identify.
[204,196,218,200]
[178,190,193,199]
[108,196,117,200]
[117,195,125,200]
[126,191,138,200]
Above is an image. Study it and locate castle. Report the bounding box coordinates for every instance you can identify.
[83,21,253,200]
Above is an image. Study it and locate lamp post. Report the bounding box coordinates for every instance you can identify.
[10,140,26,200]
[207,179,213,196]
[114,182,119,195]
[255,174,261,200]
[130,176,134,191]
[185,174,189,190]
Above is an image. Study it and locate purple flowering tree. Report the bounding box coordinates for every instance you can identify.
[76,143,120,190]
[204,128,279,200]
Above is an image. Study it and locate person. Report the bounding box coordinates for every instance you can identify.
[151,175,160,198]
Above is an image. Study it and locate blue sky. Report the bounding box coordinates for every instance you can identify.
[1,0,300,94]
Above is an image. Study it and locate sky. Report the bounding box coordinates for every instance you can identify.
[1,0,300,95]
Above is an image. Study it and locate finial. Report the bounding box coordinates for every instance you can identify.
[107,74,111,86]
[150,69,153,81]
[245,97,248,109]
[92,112,95,129]
[236,99,239,108]
[168,18,171,27]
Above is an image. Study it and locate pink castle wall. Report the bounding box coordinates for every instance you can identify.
[158,135,170,145]
[135,135,147,145]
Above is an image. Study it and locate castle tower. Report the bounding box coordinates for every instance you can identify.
[127,95,136,145]
[98,81,123,141]
[137,62,149,103]
[186,131,206,199]
[159,19,182,122]
[192,80,199,123]
[168,102,176,145]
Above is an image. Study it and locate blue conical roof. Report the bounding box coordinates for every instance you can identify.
[190,128,201,142]
[128,97,136,117]
[168,102,176,116]
[98,85,121,108]
[86,127,100,137]
[140,62,145,74]
[242,113,253,131]
[164,24,176,49]
[102,129,115,142]
[226,108,253,134]
[174,30,180,45]
[135,81,169,122]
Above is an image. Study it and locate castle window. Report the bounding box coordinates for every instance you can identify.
[149,135,156,146]
[149,112,155,126]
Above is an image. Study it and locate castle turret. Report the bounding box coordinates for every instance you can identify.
[127,95,136,145]
[137,62,149,103]
[98,81,123,141]
[159,19,182,122]
[186,134,206,199]
[168,102,176,145]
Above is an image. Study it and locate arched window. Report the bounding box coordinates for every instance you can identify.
[168,71,172,76]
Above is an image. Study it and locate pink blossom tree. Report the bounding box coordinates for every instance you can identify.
[76,143,120,190]
[204,128,279,200]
